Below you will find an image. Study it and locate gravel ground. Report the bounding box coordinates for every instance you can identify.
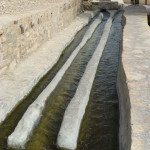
[0,0,63,15]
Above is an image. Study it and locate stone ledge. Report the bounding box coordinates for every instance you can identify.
[117,5,150,150]
[92,1,119,10]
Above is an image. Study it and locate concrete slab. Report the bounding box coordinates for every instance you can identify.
[118,5,150,150]
[91,1,119,10]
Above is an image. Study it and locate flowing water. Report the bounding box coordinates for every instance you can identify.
[77,11,123,150]
[0,11,124,150]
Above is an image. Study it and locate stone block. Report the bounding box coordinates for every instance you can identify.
[101,2,119,10]
[92,1,119,10]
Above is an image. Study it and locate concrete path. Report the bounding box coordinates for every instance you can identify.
[0,10,98,125]
[119,5,150,150]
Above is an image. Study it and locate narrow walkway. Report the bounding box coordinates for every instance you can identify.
[120,5,150,150]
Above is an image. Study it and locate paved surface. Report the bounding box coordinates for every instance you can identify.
[0,11,97,125]
[123,5,150,150]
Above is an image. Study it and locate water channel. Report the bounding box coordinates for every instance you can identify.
[0,10,123,150]
[0,13,93,150]
[77,11,123,150]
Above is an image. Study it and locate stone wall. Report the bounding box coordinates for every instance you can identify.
[0,0,82,74]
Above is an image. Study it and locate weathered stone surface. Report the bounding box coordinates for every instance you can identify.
[83,1,93,10]
[0,0,82,15]
[117,5,150,150]
[124,0,150,5]
[92,1,119,10]
[111,0,124,5]
[99,2,119,10]
[92,0,124,6]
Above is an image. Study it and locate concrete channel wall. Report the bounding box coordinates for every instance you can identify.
[117,11,131,150]
[117,54,131,150]
[0,0,82,74]
[117,6,150,150]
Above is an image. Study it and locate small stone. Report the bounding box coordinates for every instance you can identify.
[127,72,146,81]
[0,34,6,43]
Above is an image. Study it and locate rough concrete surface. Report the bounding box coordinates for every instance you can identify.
[99,2,119,10]
[111,0,124,4]
[57,11,117,150]
[7,13,103,149]
[117,5,150,150]
[0,10,98,126]
[92,1,119,10]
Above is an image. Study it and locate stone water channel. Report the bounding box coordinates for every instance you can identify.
[0,10,123,150]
